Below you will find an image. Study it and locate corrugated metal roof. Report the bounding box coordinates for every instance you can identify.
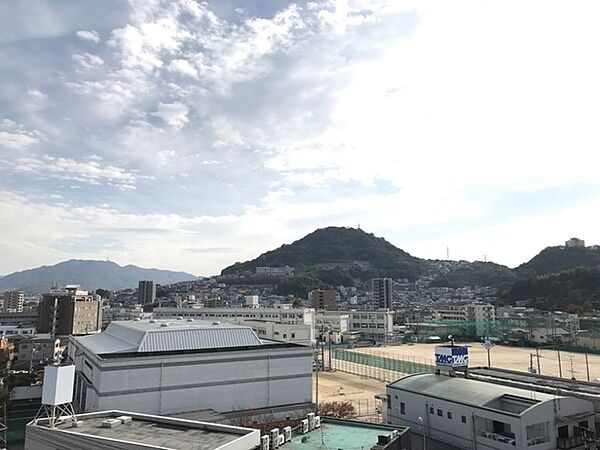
[389,373,558,408]
[75,320,263,354]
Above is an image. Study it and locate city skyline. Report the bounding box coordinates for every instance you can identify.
[1,0,600,276]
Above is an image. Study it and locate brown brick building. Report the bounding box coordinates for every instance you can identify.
[37,286,102,336]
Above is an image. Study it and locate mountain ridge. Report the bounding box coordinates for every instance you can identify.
[0,259,197,293]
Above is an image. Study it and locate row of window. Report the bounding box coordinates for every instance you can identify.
[429,405,467,423]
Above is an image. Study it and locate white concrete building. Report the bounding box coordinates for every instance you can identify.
[433,302,496,337]
[316,310,394,339]
[154,306,316,343]
[387,372,595,450]
[67,319,313,416]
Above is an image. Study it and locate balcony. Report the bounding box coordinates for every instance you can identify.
[557,435,590,449]
[478,431,516,446]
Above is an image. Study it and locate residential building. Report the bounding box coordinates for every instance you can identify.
[387,372,595,449]
[372,278,393,309]
[37,286,102,336]
[2,290,24,312]
[309,289,339,311]
[138,280,157,305]
[67,319,313,416]
[432,302,495,337]
[25,410,261,450]
[16,335,61,366]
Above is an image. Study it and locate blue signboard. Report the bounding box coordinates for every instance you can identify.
[435,346,469,367]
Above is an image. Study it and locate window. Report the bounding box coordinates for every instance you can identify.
[437,409,442,417]
[400,402,405,414]
[461,415,467,424]
[429,406,434,415]
[447,411,452,420]
[387,395,391,409]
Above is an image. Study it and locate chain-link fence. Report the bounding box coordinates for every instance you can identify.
[330,348,436,382]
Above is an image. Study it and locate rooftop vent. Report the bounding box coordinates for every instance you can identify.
[161,322,170,327]
[187,318,195,322]
[134,318,141,321]
[149,319,157,323]
[101,418,121,428]
[212,321,221,326]
[177,316,184,320]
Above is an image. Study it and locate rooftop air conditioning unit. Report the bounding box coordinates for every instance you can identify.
[314,416,321,428]
[149,319,157,323]
[260,435,270,450]
[277,435,285,446]
[301,420,309,434]
[307,413,315,431]
[283,426,292,442]
[161,322,170,327]
[116,415,132,424]
[270,428,280,449]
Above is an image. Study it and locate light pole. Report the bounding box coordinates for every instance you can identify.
[418,416,427,450]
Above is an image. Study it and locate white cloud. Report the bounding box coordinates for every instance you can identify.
[13,155,143,190]
[0,119,42,150]
[166,59,198,78]
[76,30,100,43]
[151,102,189,130]
[72,52,105,70]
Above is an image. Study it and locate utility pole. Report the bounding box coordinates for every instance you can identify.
[585,353,590,382]
[557,347,563,378]
[536,347,541,375]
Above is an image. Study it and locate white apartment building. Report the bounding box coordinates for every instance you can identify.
[2,291,25,312]
[387,372,595,450]
[433,303,495,337]
[255,266,294,276]
[68,319,313,416]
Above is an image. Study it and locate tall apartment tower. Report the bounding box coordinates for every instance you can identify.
[138,280,157,305]
[308,289,339,311]
[372,278,393,310]
[2,291,24,312]
[37,285,102,336]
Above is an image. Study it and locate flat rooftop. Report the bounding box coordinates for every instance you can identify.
[284,419,406,450]
[31,411,258,450]
[467,367,600,397]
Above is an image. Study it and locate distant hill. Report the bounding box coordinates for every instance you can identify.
[516,245,600,277]
[504,268,600,313]
[221,227,425,280]
[430,261,517,288]
[0,260,196,293]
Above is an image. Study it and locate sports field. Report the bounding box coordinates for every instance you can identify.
[350,343,600,380]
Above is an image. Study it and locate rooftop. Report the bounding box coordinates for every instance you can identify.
[390,373,559,414]
[74,319,263,355]
[284,419,407,450]
[28,410,259,450]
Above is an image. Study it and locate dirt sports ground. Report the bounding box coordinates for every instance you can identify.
[313,343,600,414]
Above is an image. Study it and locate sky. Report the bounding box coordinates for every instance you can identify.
[1,0,599,276]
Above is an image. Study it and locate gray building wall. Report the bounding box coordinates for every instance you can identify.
[69,340,313,416]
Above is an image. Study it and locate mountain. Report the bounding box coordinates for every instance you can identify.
[221,227,425,280]
[430,261,517,288]
[0,260,197,293]
[504,268,600,313]
[516,245,600,277]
